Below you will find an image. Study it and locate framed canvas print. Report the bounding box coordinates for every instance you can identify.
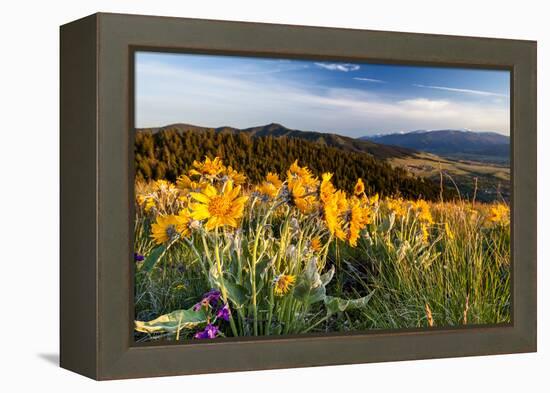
[60,13,537,380]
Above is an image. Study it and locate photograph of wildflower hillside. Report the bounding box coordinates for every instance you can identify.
[133,52,511,342]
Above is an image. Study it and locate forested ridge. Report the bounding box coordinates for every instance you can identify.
[135,128,450,200]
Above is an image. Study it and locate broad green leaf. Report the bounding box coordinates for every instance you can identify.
[256,257,273,280]
[140,245,166,272]
[135,308,207,334]
[324,291,376,315]
[293,258,326,304]
[304,258,320,282]
[292,278,311,301]
[308,285,326,304]
[224,280,248,308]
[208,264,248,308]
[320,266,335,286]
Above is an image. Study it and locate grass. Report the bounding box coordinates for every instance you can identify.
[133,157,510,342]
[340,202,510,329]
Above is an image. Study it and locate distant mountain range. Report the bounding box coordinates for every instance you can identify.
[360,129,510,163]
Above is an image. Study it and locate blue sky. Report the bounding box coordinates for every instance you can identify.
[135,52,510,137]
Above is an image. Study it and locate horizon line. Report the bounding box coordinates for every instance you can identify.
[135,121,510,137]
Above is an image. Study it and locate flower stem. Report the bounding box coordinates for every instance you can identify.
[213,227,239,337]
[250,203,277,335]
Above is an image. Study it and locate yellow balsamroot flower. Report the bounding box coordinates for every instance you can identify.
[178,194,189,206]
[153,179,175,193]
[286,161,319,213]
[323,197,340,237]
[335,190,349,212]
[289,179,317,214]
[257,172,283,199]
[385,198,407,218]
[189,156,225,177]
[320,174,347,240]
[412,199,433,225]
[257,182,278,199]
[368,193,379,205]
[176,174,204,192]
[287,160,319,190]
[310,237,322,253]
[348,215,362,247]
[137,195,156,212]
[348,197,372,247]
[273,274,296,296]
[327,198,348,241]
[189,181,248,231]
[320,173,336,203]
[420,223,430,244]
[354,178,365,196]
[486,203,509,226]
[334,191,350,240]
[266,172,282,188]
[151,210,192,245]
[224,165,246,185]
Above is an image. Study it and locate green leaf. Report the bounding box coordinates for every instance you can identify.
[308,285,326,304]
[320,266,335,286]
[140,245,166,272]
[208,264,248,309]
[324,291,376,315]
[293,258,326,304]
[134,307,207,334]
[224,280,248,308]
[256,257,273,280]
[209,263,221,285]
[304,258,320,283]
[292,278,311,301]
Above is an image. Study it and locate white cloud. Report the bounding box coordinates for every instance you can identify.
[413,84,509,97]
[315,62,360,72]
[353,77,386,83]
[398,98,451,111]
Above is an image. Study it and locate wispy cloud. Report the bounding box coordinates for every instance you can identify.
[315,62,360,72]
[233,64,309,76]
[413,84,508,97]
[353,77,386,83]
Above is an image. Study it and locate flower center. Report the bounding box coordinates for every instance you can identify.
[208,195,231,216]
[165,225,178,240]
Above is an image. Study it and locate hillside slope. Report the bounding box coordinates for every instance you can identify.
[135,128,448,201]
[137,123,510,201]
[146,123,416,160]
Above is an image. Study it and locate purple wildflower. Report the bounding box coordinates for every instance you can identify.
[203,289,221,306]
[194,324,219,339]
[192,289,222,311]
[216,304,231,321]
[134,252,144,262]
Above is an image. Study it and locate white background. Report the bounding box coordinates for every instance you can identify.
[0,0,547,390]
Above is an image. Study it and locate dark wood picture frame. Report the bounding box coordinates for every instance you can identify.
[60,12,537,380]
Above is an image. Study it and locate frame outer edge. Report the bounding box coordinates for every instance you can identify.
[517,41,537,351]
[91,13,537,379]
[60,13,99,379]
